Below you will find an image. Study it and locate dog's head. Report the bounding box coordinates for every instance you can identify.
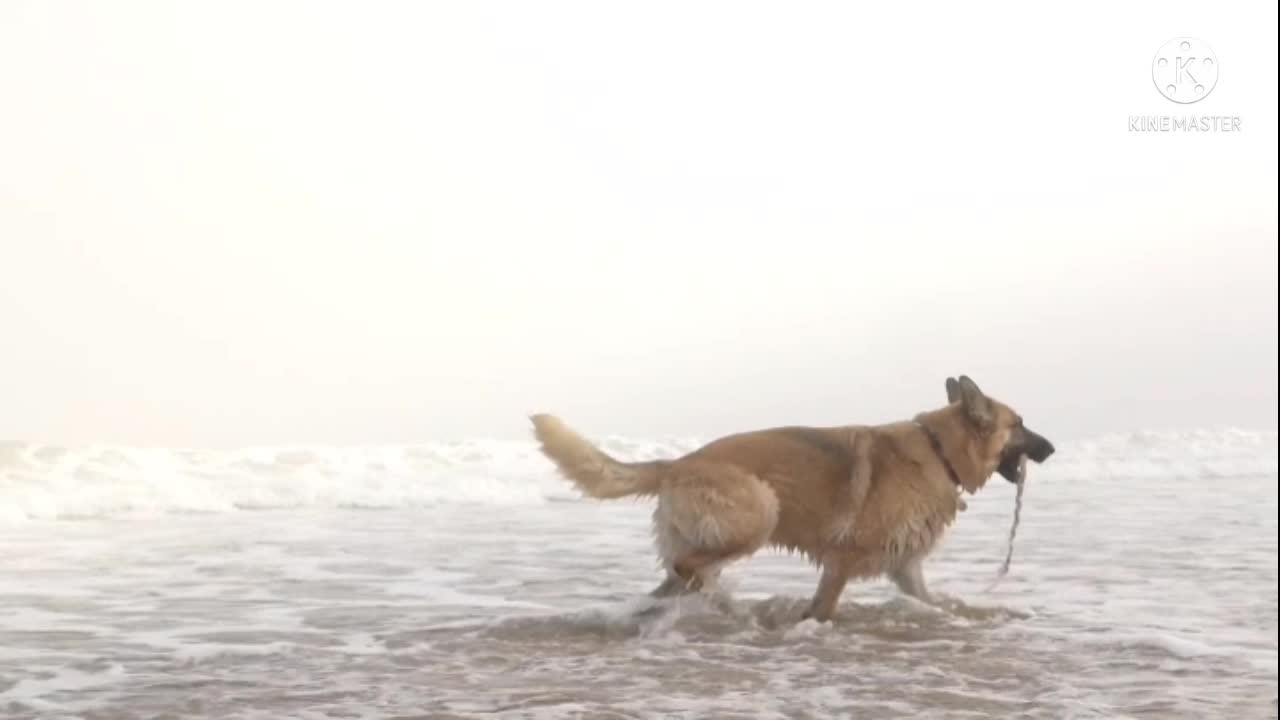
[945,375,1055,483]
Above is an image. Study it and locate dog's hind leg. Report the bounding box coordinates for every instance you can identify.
[649,504,694,596]
[670,544,752,592]
[654,462,779,595]
[648,546,731,596]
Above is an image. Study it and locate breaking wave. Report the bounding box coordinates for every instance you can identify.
[0,429,1274,523]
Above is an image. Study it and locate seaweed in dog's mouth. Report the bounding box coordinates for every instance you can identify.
[997,452,1024,483]
[990,454,1027,588]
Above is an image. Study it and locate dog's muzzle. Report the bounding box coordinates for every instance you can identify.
[997,427,1055,483]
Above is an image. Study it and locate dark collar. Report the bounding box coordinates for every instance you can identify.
[915,420,963,488]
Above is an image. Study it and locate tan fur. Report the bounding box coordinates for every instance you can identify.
[530,378,1040,621]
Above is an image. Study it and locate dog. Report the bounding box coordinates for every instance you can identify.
[529,375,1055,621]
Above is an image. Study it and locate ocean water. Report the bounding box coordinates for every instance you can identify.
[0,429,1276,719]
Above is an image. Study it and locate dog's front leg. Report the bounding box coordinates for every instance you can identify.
[890,557,932,603]
[648,574,685,597]
[801,559,849,622]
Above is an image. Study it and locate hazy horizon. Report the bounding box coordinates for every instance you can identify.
[2,2,1277,448]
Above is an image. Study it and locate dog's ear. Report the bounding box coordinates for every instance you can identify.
[951,375,993,428]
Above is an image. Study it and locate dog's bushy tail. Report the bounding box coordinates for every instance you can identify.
[529,414,663,499]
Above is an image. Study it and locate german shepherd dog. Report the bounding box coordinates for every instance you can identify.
[530,376,1055,621]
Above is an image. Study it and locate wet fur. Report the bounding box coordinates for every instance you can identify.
[530,377,1050,621]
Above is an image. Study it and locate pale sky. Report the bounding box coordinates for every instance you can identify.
[1,1,1276,447]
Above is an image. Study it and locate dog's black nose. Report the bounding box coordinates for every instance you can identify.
[1030,436,1055,463]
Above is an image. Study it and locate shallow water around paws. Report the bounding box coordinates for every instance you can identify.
[0,450,1277,718]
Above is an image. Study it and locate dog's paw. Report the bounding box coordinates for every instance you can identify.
[786,616,833,638]
[798,607,834,624]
